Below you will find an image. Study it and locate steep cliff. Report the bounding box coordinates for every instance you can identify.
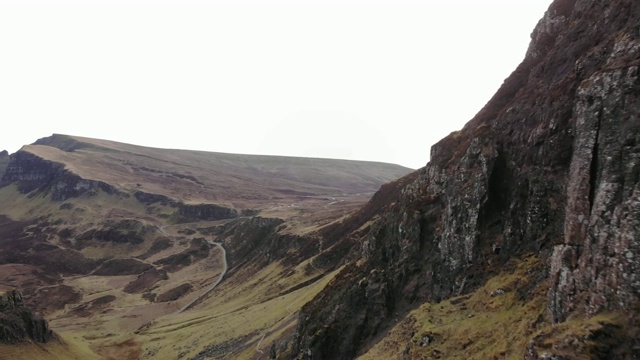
[0,290,52,344]
[0,150,122,201]
[0,150,9,180]
[175,203,238,223]
[291,0,640,358]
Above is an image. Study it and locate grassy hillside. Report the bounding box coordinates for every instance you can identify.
[358,255,636,360]
[0,134,412,359]
[28,134,412,208]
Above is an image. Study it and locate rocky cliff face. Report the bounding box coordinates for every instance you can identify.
[548,35,640,323]
[291,0,640,358]
[1,150,242,225]
[175,203,238,223]
[0,150,122,201]
[199,216,316,267]
[0,150,9,181]
[0,290,53,344]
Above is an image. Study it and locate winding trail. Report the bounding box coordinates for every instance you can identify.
[309,256,323,275]
[178,241,227,313]
[256,333,266,355]
[157,224,229,313]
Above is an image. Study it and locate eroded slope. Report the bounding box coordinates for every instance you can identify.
[289,0,640,358]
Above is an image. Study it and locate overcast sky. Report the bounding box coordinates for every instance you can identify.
[0,0,552,169]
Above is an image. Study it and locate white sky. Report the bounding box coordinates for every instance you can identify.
[0,0,552,169]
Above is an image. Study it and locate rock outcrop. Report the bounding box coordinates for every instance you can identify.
[547,34,640,323]
[92,258,154,276]
[134,190,178,206]
[202,216,318,267]
[0,290,52,344]
[291,0,640,358]
[175,203,238,223]
[155,283,193,302]
[0,150,122,201]
[0,150,9,181]
[32,133,93,152]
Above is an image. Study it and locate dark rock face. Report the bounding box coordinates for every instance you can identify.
[33,133,92,152]
[205,217,315,267]
[134,191,178,206]
[0,290,24,312]
[0,150,122,201]
[93,258,154,276]
[175,203,238,223]
[0,290,52,344]
[548,37,640,322]
[155,283,193,302]
[0,150,242,228]
[0,151,65,194]
[292,0,640,358]
[0,150,9,181]
[136,190,241,225]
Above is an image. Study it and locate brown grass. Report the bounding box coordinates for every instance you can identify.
[24,134,412,209]
[359,255,549,360]
[0,334,98,360]
[0,134,412,359]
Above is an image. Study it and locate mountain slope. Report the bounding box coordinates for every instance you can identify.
[3,0,640,358]
[23,134,411,205]
[0,135,411,359]
[288,0,640,358]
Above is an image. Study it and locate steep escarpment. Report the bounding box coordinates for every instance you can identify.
[547,34,640,322]
[0,290,52,344]
[0,150,122,201]
[198,216,315,268]
[292,0,640,358]
[175,203,238,223]
[21,133,413,205]
[0,150,9,180]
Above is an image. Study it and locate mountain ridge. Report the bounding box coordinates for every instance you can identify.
[8,134,412,207]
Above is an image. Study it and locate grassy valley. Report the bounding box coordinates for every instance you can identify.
[0,134,411,359]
